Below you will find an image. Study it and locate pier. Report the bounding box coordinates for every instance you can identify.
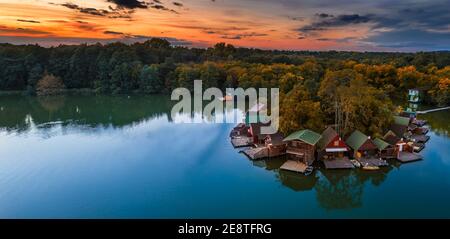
[322,157,355,169]
[231,136,253,148]
[280,160,312,175]
[417,106,450,114]
[241,147,268,160]
[358,157,389,167]
[397,151,422,163]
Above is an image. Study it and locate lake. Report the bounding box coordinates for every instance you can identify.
[0,95,449,218]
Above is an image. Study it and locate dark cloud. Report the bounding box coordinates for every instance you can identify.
[297,13,374,38]
[173,2,183,7]
[104,30,125,35]
[315,13,333,18]
[17,19,40,24]
[221,32,268,40]
[0,25,50,35]
[107,0,148,9]
[55,2,133,18]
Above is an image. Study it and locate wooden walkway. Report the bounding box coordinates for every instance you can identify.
[323,157,355,169]
[358,157,389,167]
[280,160,312,174]
[231,136,253,148]
[241,147,268,160]
[410,134,430,143]
[397,151,422,163]
[412,142,425,152]
[417,106,450,114]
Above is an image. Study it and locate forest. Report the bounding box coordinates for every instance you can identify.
[1,39,449,136]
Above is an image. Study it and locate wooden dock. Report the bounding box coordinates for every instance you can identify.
[410,134,430,143]
[417,106,450,114]
[397,151,422,163]
[280,160,312,174]
[358,157,389,167]
[412,142,425,152]
[322,157,355,169]
[241,147,268,160]
[231,136,253,148]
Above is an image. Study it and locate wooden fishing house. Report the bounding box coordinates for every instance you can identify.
[345,130,378,159]
[264,132,286,157]
[230,123,249,138]
[394,138,422,163]
[316,127,354,169]
[383,130,400,145]
[373,137,396,159]
[283,129,322,165]
[389,116,410,138]
[316,127,349,160]
[246,114,270,145]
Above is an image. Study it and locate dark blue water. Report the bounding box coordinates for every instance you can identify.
[0,95,449,218]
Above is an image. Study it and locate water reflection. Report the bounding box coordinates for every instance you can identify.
[250,156,397,210]
[1,95,449,216]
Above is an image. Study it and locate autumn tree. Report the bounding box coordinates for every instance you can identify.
[36,73,66,96]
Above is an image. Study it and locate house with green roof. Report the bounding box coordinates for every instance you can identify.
[373,137,396,159]
[393,116,411,126]
[283,129,322,165]
[345,130,378,158]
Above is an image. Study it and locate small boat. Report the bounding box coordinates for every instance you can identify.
[303,166,314,176]
[350,159,361,168]
[362,165,380,171]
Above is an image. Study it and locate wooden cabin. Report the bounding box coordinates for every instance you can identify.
[394,138,414,155]
[230,123,250,138]
[283,129,322,165]
[383,130,400,145]
[264,133,286,157]
[389,115,411,138]
[316,127,349,160]
[345,130,378,159]
[249,122,270,145]
[373,138,396,159]
[246,113,271,145]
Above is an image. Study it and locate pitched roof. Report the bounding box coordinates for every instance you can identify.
[317,126,339,150]
[383,133,400,145]
[345,130,370,150]
[283,129,322,145]
[373,138,390,150]
[390,124,407,138]
[393,116,410,126]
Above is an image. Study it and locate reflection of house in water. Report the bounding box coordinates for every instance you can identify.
[252,158,285,171]
[315,170,363,210]
[278,170,319,192]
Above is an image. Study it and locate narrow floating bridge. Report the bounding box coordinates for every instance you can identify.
[241,147,268,160]
[417,106,450,114]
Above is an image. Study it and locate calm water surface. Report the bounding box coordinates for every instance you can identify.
[0,95,449,218]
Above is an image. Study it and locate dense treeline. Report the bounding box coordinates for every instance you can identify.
[1,38,449,136]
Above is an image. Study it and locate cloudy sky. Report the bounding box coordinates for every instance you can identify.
[0,0,449,51]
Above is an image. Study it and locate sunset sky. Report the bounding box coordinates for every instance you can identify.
[0,0,449,51]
